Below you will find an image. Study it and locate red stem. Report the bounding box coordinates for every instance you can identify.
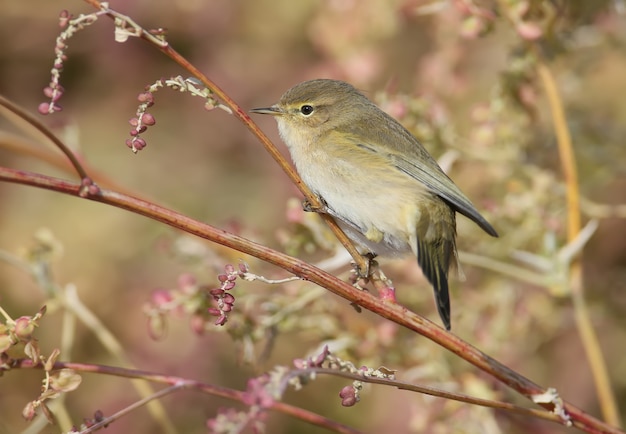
[0,166,621,434]
[11,359,363,434]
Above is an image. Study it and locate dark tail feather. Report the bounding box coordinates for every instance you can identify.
[432,270,451,331]
[417,238,452,330]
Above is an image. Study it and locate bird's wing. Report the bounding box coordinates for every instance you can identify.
[389,151,497,236]
[340,120,498,237]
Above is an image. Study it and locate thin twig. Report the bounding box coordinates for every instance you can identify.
[0,132,136,196]
[285,368,563,424]
[0,95,89,180]
[12,359,364,434]
[62,284,177,433]
[79,384,184,434]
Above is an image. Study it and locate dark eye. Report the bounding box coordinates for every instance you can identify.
[300,105,314,116]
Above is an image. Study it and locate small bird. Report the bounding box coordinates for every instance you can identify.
[251,79,497,330]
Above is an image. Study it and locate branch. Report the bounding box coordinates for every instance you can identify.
[285,368,562,424]
[0,166,622,434]
[11,359,363,434]
[0,95,89,180]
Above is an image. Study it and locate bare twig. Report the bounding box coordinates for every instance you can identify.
[11,359,363,434]
[285,368,563,424]
[0,95,89,180]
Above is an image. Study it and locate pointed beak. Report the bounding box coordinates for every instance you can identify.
[250,105,283,116]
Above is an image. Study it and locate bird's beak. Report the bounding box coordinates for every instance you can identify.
[250,105,283,116]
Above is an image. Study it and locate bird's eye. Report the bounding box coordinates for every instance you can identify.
[300,105,314,116]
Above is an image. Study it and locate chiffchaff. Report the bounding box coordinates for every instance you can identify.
[251,79,497,330]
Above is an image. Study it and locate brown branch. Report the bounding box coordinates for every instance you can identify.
[0,166,622,434]
[11,359,364,434]
[284,368,567,424]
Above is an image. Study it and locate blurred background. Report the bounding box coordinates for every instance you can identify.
[1,1,625,433]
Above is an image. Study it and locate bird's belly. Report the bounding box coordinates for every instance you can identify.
[296,156,427,256]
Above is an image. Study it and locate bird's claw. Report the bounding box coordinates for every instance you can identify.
[353,252,378,280]
[302,196,329,213]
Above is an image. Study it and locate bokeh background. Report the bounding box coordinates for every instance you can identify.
[1,1,625,433]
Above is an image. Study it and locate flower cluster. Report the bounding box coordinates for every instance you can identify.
[125,91,156,152]
[126,76,233,153]
[0,306,46,358]
[39,9,103,115]
[293,345,396,407]
[145,274,205,338]
[0,305,82,422]
[207,263,246,326]
[145,263,246,338]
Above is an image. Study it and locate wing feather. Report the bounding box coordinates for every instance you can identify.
[336,118,498,237]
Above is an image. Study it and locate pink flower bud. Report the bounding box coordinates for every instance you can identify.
[339,386,358,407]
[137,92,154,105]
[140,113,156,126]
[209,288,224,297]
[14,316,35,340]
[207,307,221,316]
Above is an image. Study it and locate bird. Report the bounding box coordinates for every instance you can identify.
[251,79,497,330]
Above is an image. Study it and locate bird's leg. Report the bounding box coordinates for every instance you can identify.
[349,252,377,284]
[349,254,397,302]
[348,253,396,311]
[302,195,330,214]
[348,254,376,313]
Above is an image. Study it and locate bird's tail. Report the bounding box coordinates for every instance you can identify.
[416,237,454,330]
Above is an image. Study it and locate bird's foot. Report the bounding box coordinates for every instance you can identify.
[302,196,329,214]
[350,252,378,280]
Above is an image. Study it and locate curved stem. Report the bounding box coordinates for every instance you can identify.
[0,95,90,181]
[537,62,621,428]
